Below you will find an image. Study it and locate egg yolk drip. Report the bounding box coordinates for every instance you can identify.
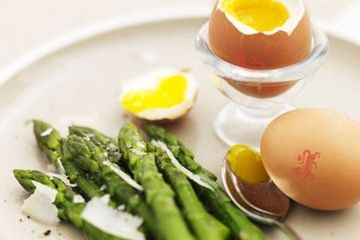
[227,145,269,184]
[221,0,289,32]
[122,74,187,113]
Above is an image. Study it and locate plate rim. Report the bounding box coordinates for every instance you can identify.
[0,4,210,89]
[0,4,359,90]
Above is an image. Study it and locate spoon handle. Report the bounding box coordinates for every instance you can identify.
[273,221,302,240]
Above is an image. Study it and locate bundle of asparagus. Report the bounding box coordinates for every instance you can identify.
[144,125,265,240]
[13,120,265,240]
[14,169,137,240]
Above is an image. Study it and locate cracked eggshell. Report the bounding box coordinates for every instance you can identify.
[209,0,312,69]
[119,69,198,123]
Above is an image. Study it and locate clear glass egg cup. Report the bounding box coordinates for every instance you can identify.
[196,22,329,149]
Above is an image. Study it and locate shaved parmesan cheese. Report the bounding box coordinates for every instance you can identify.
[106,143,118,150]
[152,140,214,191]
[46,173,83,203]
[102,161,143,191]
[82,195,144,240]
[83,133,93,142]
[136,142,146,149]
[21,181,59,225]
[130,148,145,156]
[46,172,76,187]
[73,194,85,203]
[57,159,66,175]
[40,128,54,137]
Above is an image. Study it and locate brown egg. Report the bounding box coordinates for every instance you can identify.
[261,108,360,211]
[209,0,312,69]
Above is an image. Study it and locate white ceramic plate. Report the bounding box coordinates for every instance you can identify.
[0,8,360,240]
[304,0,360,46]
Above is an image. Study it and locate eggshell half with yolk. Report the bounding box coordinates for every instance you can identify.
[209,0,312,69]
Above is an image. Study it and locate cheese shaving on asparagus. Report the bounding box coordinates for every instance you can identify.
[57,159,66,175]
[82,195,145,240]
[102,161,143,191]
[21,181,60,225]
[152,140,214,191]
[46,172,76,187]
[40,128,53,137]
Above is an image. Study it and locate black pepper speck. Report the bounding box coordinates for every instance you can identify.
[44,230,51,236]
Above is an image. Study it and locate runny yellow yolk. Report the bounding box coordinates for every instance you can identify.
[122,74,187,113]
[227,145,269,184]
[221,0,290,32]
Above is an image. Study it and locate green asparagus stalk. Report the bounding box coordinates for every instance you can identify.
[143,125,217,181]
[67,126,158,238]
[148,143,230,240]
[13,169,124,240]
[32,121,150,238]
[33,119,62,165]
[32,120,104,199]
[118,122,195,240]
[33,120,153,234]
[68,126,121,164]
[144,125,265,240]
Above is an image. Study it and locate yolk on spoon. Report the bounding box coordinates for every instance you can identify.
[227,144,270,184]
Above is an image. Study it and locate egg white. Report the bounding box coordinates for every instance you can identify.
[218,0,305,36]
[119,68,198,121]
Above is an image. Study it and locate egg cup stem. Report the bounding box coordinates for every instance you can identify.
[196,22,328,147]
[214,103,294,149]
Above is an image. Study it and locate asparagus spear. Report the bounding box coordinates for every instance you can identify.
[67,127,158,238]
[68,126,129,173]
[68,125,130,173]
[148,143,229,240]
[33,120,62,165]
[118,122,195,240]
[68,126,121,164]
[13,169,124,240]
[143,125,217,181]
[32,120,104,199]
[144,125,265,240]
[32,122,148,239]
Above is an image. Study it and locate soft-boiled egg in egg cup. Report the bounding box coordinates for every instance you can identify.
[209,0,312,69]
[119,69,198,122]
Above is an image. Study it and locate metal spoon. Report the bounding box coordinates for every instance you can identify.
[221,157,301,240]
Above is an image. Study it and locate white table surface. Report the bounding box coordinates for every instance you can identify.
[1,0,360,76]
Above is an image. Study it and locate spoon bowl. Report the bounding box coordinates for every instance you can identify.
[221,157,302,239]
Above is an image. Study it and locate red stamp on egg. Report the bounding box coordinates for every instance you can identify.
[233,51,266,69]
[293,149,320,179]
